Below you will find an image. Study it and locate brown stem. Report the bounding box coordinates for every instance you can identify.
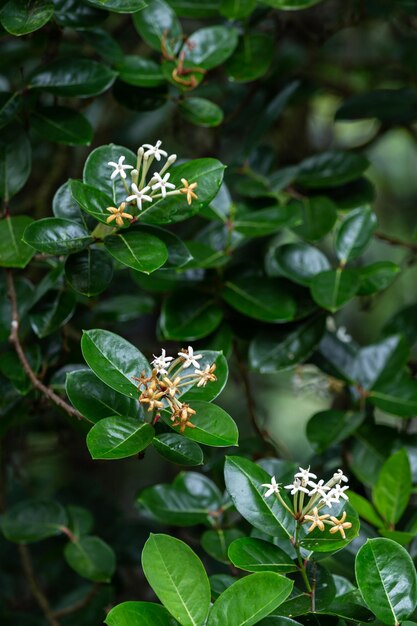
[52,584,100,618]
[19,544,61,626]
[6,270,84,421]
[374,231,417,252]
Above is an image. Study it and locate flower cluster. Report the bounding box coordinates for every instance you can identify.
[134,347,216,433]
[106,140,198,227]
[261,466,352,539]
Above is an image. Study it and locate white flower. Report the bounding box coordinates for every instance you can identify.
[331,484,349,501]
[151,349,173,375]
[308,479,330,497]
[179,346,203,369]
[295,466,317,483]
[142,140,168,162]
[126,184,152,211]
[108,155,133,180]
[336,326,352,343]
[261,476,281,498]
[284,478,309,496]
[333,469,348,484]
[152,172,176,198]
[319,492,338,508]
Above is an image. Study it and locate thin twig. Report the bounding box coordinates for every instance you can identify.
[52,584,100,618]
[374,231,417,252]
[6,270,84,421]
[19,544,61,626]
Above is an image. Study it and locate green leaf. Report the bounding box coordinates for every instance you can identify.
[228,537,297,574]
[296,151,369,188]
[30,290,76,338]
[357,261,400,295]
[180,350,228,403]
[132,0,182,55]
[138,471,222,526]
[220,0,256,18]
[105,601,181,626]
[54,0,106,27]
[113,80,168,112]
[372,449,411,526]
[299,501,360,553]
[234,205,301,238]
[66,369,139,423]
[223,277,296,322]
[65,249,114,297]
[0,216,34,268]
[160,290,223,341]
[153,433,204,466]
[369,372,417,417]
[23,218,92,254]
[348,491,384,527]
[306,410,364,453]
[70,180,115,225]
[336,88,417,124]
[249,316,325,373]
[335,206,377,263]
[87,417,154,460]
[67,505,94,539]
[83,144,136,203]
[272,243,330,286]
[201,529,244,564]
[86,0,146,13]
[179,98,223,128]
[0,0,53,35]
[81,328,150,398]
[117,56,164,87]
[292,196,338,241]
[383,303,417,347]
[224,456,296,538]
[355,538,417,625]
[1,500,68,543]
[104,232,168,274]
[0,124,31,200]
[53,181,88,225]
[352,335,409,390]
[0,92,21,130]
[64,535,116,582]
[79,27,124,64]
[94,293,155,320]
[350,423,393,488]
[31,106,93,146]
[207,572,293,626]
[183,26,238,70]
[135,224,192,268]
[225,33,273,82]
[29,59,116,97]
[311,268,360,312]
[163,401,238,447]
[260,0,324,7]
[141,533,211,626]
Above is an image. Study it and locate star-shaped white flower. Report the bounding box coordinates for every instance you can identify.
[330,484,349,501]
[152,172,176,198]
[261,476,281,498]
[179,346,203,369]
[142,140,168,161]
[151,349,173,375]
[284,478,309,496]
[308,479,330,497]
[319,492,338,508]
[295,466,317,483]
[108,155,133,180]
[126,184,152,211]
[333,469,349,484]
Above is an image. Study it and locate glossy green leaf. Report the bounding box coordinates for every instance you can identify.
[117,56,164,87]
[132,0,182,54]
[0,0,53,34]
[358,261,400,295]
[348,491,384,527]
[23,218,92,254]
[53,180,88,225]
[335,206,377,263]
[81,328,150,398]
[0,124,31,200]
[79,26,124,64]
[1,500,68,543]
[184,26,238,70]
[179,98,223,128]
[228,537,297,574]
[234,205,301,238]
[350,423,393,488]
[292,196,338,241]
[86,0,146,13]
[299,501,360,553]
[66,369,139,423]
[54,0,106,27]
[104,232,168,274]
[224,456,296,538]
[31,106,93,146]
[226,33,273,82]
[65,249,113,297]
[153,433,203,466]
[70,180,115,225]
[64,535,116,582]
[160,290,223,341]
[272,243,330,286]
[223,277,296,322]
[163,401,238,447]
[29,59,116,97]
[141,533,211,626]
[207,572,293,626]
[352,335,409,390]
[0,215,34,268]
[249,316,325,373]
[369,372,417,417]
[296,151,369,188]
[311,269,360,312]
[87,417,154,460]
[105,601,181,626]
[372,449,411,526]
[220,0,255,18]
[306,410,364,453]
[135,224,192,269]
[30,290,75,338]
[83,144,136,203]
[0,92,21,130]
[355,538,417,625]
[201,529,244,564]
[180,350,228,403]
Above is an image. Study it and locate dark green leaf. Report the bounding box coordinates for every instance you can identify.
[1,500,68,543]
[383,303,417,347]
[0,92,21,129]
[180,350,228,403]
[0,0,54,35]
[87,417,154,460]
[134,224,192,268]
[153,433,204,466]
[29,59,116,97]
[0,124,31,200]
[23,218,92,254]
[299,501,359,553]
[105,601,181,626]
[117,56,164,87]
[160,290,223,341]
[272,242,331,286]
[201,529,244,564]
[31,106,93,146]
[64,535,116,582]
[372,449,411,526]
[220,0,255,18]
[163,401,238,447]
[79,27,124,64]
[112,80,168,112]
[104,232,168,274]
[30,290,75,338]
[369,372,417,417]
[65,249,114,297]
[225,33,273,82]
[357,261,400,295]
[53,181,88,225]
[228,537,297,573]
[348,491,384,527]
[260,0,324,7]
[234,205,301,238]
[184,26,238,70]
[86,0,146,13]
[352,335,409,390]
[335,207,377,263]
[306,410,364,453]
[311,269,360,312]
[0,216,34,268]
[132,0,182,54]
[292,196,338,241]
[70,180,115,225]
[223,277,296,322]
[94,293,155,321]
[179,98,223,128]
[336,88,417,124]
[296,151,369,188]
[83,144,136,203]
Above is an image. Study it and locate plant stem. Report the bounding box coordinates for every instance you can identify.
[19,544,61,626]
[294,523,312,593]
